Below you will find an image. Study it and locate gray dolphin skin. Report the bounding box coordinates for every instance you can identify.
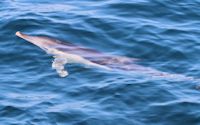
[15,31,196,81]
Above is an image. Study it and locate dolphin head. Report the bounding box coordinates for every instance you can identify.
[16,31,63,55]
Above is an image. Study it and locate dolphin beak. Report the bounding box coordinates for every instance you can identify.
[15,31,40,47]
[16,31,24,38]
[15,31,35,44]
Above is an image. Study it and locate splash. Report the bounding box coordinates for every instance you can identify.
[44,47,69,77]
[52,56,68,77]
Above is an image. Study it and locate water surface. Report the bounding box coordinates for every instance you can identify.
[1,0,200,125]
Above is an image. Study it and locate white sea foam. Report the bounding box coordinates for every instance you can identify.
[52,56,68,77]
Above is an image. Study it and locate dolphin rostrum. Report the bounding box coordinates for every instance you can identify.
[15,31,196,81]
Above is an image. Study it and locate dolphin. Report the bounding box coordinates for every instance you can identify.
[15,31,197,81]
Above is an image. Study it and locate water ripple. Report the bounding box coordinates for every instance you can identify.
[1,0,200,125]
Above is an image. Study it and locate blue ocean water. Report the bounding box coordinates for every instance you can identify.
[1,0,200,125]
